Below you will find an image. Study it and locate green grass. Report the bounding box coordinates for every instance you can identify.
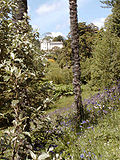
[81,84,98,100]
[47,96,74,113]
[72,109,120,159]
[0,85,119,159]
[47,84,98,113]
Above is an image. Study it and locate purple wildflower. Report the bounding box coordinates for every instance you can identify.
[80,154,84,158]
[87,126,93,129]
[76,132,81,135]
[81,120,86,124]
[103,110,108,114]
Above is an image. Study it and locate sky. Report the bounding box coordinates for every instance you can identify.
[28,0,111,38]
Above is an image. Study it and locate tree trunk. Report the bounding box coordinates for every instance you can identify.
[15,0,28,20]
[69,0,84,121]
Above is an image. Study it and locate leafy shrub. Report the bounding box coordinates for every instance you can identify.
[53,84,73,101]
[45,61,73,84]
[0,0,54,158]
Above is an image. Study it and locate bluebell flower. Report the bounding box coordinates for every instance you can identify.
[89,140,91,143]
[87,126,92,129]
[88,152,91,155]
[76,132,81,135]
[71,128,74,131]
[103,110,108,114]
[49,150,55,154]
[81,120,86,124]
[92,153,96,156]
[87,108,90,112]
[80,154,84,158]
[87,126,93,129]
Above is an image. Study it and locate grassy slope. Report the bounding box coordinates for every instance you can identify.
[0,85,119,159]
[47,96,74,113]
[47,86,120,159]
[73,109,120,160]
[47,85,97,113]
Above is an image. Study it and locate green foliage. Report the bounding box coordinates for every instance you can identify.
[101,0,120,37]
[73,109,120,159]
[52,35,65,43]
[54,84,73,96]
[90,32,120,89]
[81,58,92,84]
[89,1,120,89]
[101,0,119,8]
[78,22,98,59]
[51,84,73,103]
[53,22,98,85]
[78,22,99,84]
[45,85,120,160]
[56,46,72,69]
[45,61,73,84]
[0,0,120,159]
[111,1,120,37]
[45,23,98,85]
[48,95,74,113]
[0,0,54,158]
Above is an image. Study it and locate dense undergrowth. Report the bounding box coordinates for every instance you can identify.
[0,83,119,159]
[47,84,120,160]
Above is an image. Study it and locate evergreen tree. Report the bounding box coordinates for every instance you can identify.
[90,31,120,89]
[101,0,120,36]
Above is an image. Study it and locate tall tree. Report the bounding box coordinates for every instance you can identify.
[101,0,120,36]
[78,22,98,59]
[69,0,84,121]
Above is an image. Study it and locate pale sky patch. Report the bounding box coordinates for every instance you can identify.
[78,0,91,7]
[92,17,106,28]
[32,24,40,31]
[36,2,61,15]
[28,0,111,36]
[51,32,65,38]
[28,5,30,14]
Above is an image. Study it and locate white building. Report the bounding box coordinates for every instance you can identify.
[40,40,63,51]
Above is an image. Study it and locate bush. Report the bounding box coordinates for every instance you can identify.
[45,61,73,84]
[0,0,54,158]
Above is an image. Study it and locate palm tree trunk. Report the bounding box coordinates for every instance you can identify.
[69,0,84,121]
